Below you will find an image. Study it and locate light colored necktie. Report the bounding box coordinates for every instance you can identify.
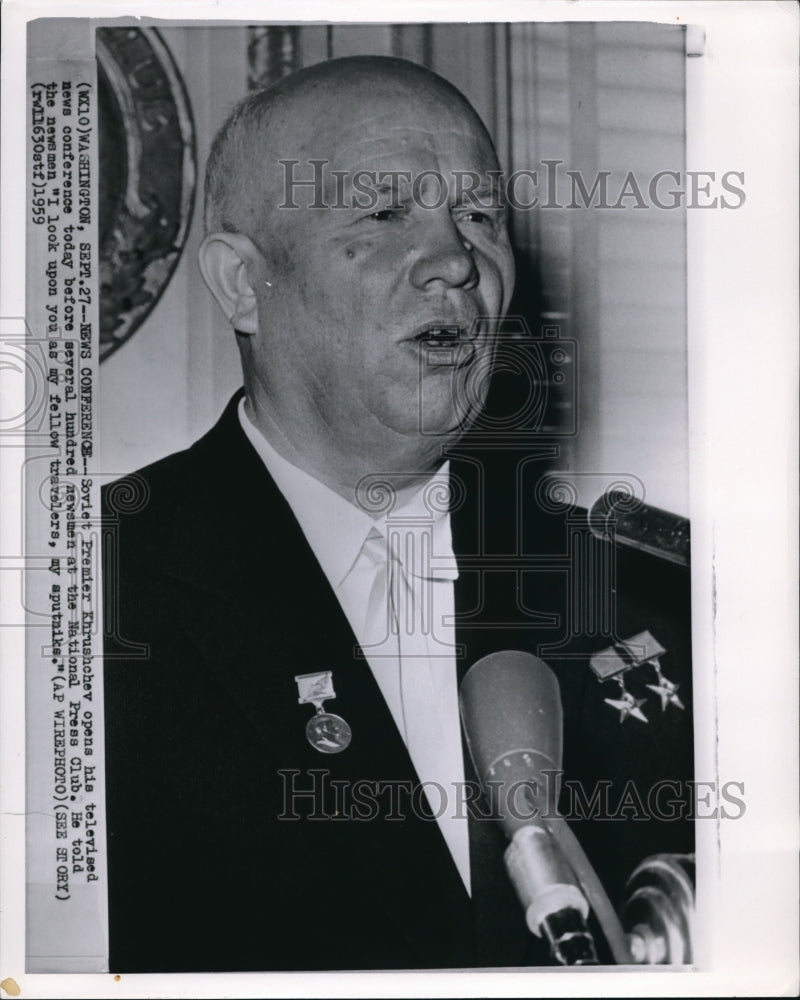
[358,527,397,650]
[357,525,447,752]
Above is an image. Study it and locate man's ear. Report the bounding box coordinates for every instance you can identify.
[198,232,265,335]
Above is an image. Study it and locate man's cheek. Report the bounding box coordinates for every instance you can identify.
[484,241,515,312]
[261,235,299,282]
[326,232,383,262]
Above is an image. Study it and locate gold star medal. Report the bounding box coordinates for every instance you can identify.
[645,662,685,711]
[604,680,649,724]
[295,671,352,754]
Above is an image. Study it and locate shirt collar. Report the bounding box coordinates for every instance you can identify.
[238,398,458,588]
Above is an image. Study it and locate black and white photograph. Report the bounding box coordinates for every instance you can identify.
[2,1,797,996]
[99,18,697,974]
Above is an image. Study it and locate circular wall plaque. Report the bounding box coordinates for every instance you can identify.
[96,27,196,362]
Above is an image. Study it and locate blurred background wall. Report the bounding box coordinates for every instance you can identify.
[99,21,688,516]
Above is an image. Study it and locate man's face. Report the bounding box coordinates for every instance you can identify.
[248,81,515,474]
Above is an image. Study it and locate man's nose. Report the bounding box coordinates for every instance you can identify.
[408,216,478,291]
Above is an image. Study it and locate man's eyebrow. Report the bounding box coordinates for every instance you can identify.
[469,182,502,198]
[332,170,507,208]
[374,178,410,193]
[454,177,506,205]
[370,176,415,203]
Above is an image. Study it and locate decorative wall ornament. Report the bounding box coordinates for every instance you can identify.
[97,27,196,362]
[248,26,302,89]
[245,24,434,93]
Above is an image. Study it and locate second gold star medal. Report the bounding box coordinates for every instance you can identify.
[294,670,352,754]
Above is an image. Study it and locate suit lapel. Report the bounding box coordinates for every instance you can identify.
[160,393,387,750]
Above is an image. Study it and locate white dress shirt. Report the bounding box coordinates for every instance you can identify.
[238,399,471,893]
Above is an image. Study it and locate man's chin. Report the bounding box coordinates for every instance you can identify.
[362,386,483,460]
[419,378,488,438]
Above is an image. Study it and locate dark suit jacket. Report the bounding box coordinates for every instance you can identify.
[102,391,694,972]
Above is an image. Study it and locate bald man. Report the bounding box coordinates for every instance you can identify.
[103,55,695,972]
[199,55,513,497]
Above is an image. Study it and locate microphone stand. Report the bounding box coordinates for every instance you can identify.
[540,908,599,966]
[508,816,694,966]
[504,819,630,966]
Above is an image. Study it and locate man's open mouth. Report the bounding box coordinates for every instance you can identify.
[412,324,477,366]
[414,324,465,343]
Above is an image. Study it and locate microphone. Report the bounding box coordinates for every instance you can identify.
[459,650,598,965]
[589,489,690,568]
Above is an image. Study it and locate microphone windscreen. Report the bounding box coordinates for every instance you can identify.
[459,650,563,835]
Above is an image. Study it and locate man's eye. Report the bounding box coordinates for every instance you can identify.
[459,210,495,226]
[368,207,404,222]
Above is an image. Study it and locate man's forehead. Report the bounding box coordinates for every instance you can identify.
[280,110,498,178]
[333,130,495,174]
[277,75,494,159]
[225,62,504,226]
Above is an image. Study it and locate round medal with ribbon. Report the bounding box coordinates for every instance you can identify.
[295,670,352,754]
